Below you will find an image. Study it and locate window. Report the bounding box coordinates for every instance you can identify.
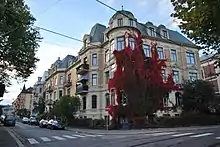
[67,73,71,82]
[170,49,177,62]
[117,37,124,51]
[110,40,115,54]
[59,76,64,85]
[162,30,168,38]
[157,47,164,59]
[53,91,56,99]
[54,77,57,85]
[129,38,135,50]
[59,90,62,98]
[39,88,42,93]
[110,89,115,105]
[117,18,123,26]
[175,92,181,106]
[92,53,98,66]
[120,91,127,105]
[164,93,169,107]
[105,71,110,84]
[105,93,110,106]
[143,44,150,57]
[83,97,86,110]
[173,70,180,83]
[92,74,98,86]
[186,51,195,64]
[161,69,166,81]
[67,88,70,96]
[189,72,197,81]
[129,19,133,26]
[149,27,155,36]
[91,95,97,109]
[68,60,72,67]
[105,50,109,62]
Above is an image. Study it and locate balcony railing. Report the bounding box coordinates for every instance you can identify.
[64,81,72,87]
[46,86,53,93]
[76,64,89,75]
[77,74,89,83]
[76,85,89,94]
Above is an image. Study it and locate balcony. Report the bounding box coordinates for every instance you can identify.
[76,63,89,75]
[64,81,72,87]
[45,99,53,105]
[77,74,89,83]
[46,86,53,93]
[76,85,89,94]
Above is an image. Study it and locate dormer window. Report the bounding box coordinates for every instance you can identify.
[149,27,155,37]
[162,30,168,39]
[129,19,133,26]
[117,18,123,26]
[68,60,72,67]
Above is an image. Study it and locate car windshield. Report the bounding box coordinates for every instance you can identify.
[6,115,15,120]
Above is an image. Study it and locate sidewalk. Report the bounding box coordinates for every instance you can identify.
[0,125,19,147]
[67,125,220,135]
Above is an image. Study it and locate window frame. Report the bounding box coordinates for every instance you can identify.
[170,49,178,62]
[157,47,164,59]
[186,51,195,64]
[172,70,180,83]
[92,73,98,86]
[129,38,135,50]
[143,44,150,57]
[117,18,123,26]
[117,37,124,51]
[91,95,97,109]
[92,53,98,66]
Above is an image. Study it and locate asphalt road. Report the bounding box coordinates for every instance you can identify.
[5,122,220,147]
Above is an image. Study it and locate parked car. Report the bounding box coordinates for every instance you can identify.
[22,117,30,124]
[29,117,38,125]
[47,119,65,130]
[39,119,48,128]
[3,115,16,126]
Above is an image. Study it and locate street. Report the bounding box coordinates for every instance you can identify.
[3,122,220,147]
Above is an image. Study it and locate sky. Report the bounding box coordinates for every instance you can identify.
[0,0,185,105]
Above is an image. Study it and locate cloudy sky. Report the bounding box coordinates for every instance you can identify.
[1,0,183,105]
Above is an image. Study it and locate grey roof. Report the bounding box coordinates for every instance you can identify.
[84,10,196,47]
[200,54,215,62]
[51,55,77,69]
[41,71,48,82]
[90,23,106,43]
[111,10,135,20]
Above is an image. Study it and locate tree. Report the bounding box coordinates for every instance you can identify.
[182,80,215,113]
[107,32,178,127]
[0,0,41,85]
[52,96,81,123]
[36,97,45,115]
[170,0,220,51]
[17,108,30,118]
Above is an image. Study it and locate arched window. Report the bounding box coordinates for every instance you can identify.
[105,93,110,106]
[91,95,97,109]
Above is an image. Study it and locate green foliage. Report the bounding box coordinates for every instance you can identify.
[0,0,41,85]
[182,80,215,113]
[37,97,45,115]
[17,108,30,118]
[52,95,81,123]
[171,0,220,50]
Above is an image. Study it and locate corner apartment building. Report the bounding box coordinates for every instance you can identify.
[73,10,202,119]
[32,71,48,115]
[44,55,77,112]
[12,85,33,112]
[200,54,220,94]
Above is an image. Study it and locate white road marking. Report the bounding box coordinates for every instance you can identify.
[84,134,97,137]
[190,133,213,138]
[148,132,177,136]
[40,137,51,142]
[27,138,39,144]
[52,136,66,140]
[63,135,76,139]
[72,134,85,138]
[172,133,194,137]
[96,135,103,137]
[216,137,220,139]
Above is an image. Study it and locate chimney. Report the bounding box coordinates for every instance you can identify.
[38,77,42,82]
[58,57,60,60]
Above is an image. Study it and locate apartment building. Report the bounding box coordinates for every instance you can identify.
[44,55,77,112]
[200,54,220,94]
[73,10,202,119]
[12,85,33,112]
[32,71,48,115]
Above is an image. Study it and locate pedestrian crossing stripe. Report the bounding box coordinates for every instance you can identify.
[52,136,66,140]
[40,137,51,142]
[27,138,39,144]
[63,135,76,139]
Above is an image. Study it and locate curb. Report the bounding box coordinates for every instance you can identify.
[68,125,220,135]
[5,127,26,147]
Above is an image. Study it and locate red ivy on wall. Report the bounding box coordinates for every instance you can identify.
[106,32,179,122]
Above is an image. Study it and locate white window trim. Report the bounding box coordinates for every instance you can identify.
[170,49,178,62]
